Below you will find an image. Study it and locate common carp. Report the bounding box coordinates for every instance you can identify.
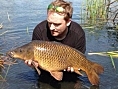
[6,40,104,85]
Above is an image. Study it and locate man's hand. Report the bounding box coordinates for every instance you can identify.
[25,60,38,68]
[64,67,74,72]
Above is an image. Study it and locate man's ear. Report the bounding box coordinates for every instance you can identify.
[66,19,71,26]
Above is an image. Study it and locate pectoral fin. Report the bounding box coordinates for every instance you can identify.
[50,71,63,81]
[35,66,41,75]
[32,61,41,75]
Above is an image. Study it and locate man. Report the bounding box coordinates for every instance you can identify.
[25,0,86,89]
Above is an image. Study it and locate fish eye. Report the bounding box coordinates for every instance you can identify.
[19,48,23,52]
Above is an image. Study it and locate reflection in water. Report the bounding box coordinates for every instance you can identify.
[11,70,90,89]
[107,30,118,48]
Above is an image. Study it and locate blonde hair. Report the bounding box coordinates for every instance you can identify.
[47,0,73,21]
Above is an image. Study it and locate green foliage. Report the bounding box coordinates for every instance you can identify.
[81,0,118,29]
[82,0,107,27]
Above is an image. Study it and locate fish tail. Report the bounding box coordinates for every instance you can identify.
[86,63,104,85]
[93,62,104,74]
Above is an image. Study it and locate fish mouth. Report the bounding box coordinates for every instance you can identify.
[6,51,15,59]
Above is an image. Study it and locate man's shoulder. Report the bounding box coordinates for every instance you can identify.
[70,21,80,26]
[35,20,47,31]
[33,20,47,32]
[37,20,47,26]
[69,21,84,33]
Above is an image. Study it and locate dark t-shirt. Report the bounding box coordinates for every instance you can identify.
[32,20,86,53]
[32,20,86,83]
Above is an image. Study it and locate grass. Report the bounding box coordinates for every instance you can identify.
[0,60,4,68]
[0,23,3,29]
[0,55,6,82]
[7,12,11,22]
[0,54,17,82]
[81,0,118,29]
[82,0,107,26]
[0,31,9,36]
[109,55,116,69]
[26,26,29,35]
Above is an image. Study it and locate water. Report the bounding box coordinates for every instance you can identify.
[0,0,118,89]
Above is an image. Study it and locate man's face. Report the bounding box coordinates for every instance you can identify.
[47,12,70,37]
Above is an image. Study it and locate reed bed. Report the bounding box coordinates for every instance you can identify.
[82,0,118,28]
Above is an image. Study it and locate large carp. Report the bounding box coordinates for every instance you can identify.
[7,40,104,85]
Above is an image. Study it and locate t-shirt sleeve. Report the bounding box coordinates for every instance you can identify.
[76,33,86,54]
[32,25,43,40]
[71,22,86,54]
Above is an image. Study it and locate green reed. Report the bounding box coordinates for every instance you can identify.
[82,0,109,27]
[88,51,118,70]
[82,0,118,28]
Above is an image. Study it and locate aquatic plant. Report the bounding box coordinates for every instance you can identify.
[0,23,3,29]
[26,26,29,35]
[88,51,118,70]
[0,54,17,82]
[0,54,6,82]
[0,60,4,68]
[7,12,11,22]
[81,0,118,29]
[0,31,9,36]
[82,0,107,26]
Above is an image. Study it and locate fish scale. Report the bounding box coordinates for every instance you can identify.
[6,40,104,85]
[34,46,68,71]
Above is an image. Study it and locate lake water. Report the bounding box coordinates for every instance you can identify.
[0,0,118,89]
